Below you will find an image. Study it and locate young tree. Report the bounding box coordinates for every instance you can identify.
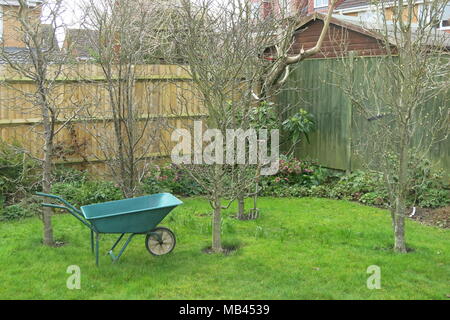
[0,0,75,246]
[338,0,450,253]
[164,0,337,252]
[233,0,338,219]
[79,0,171,197]
[255,0,338,101]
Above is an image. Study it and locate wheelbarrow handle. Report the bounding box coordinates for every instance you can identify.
[36,193,94,231]
[36,192,82,214]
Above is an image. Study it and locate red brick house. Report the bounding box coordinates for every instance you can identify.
[0,1,60,64]
[264,11,450,59]
[0,0,43,48]
[251,0,450,31]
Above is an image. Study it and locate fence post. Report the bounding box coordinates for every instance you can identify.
[346,52,356,174]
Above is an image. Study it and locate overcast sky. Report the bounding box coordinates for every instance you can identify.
[42,0,87,28]
[42,0,241,45]
[41,0,94,45]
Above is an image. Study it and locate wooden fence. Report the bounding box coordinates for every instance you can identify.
[0,64,205,170]
[1,60,448,175]
[278,57,450,174]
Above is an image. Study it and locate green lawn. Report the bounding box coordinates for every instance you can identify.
[0,197,448,300]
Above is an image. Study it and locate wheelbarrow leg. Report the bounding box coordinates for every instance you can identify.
[95,233,100,266]
[109,233,125,253]
[108,233,137,263]
[90,230,94,254]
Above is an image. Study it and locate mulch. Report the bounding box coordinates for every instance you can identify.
[409,206,450,229]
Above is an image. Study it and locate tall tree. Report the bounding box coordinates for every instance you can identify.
[338,0,449,252]
[0,0,76,246]
[80,0,171,197]
[165,0,337,252]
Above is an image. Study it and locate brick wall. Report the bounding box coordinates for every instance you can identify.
[1,4,42,48]
[253,0,345,16]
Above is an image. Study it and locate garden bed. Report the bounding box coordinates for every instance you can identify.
[411,206,450,229]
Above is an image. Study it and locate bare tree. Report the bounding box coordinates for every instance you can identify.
[0,0,76,246]
[79,0,172,197]
[255,0,338,101]
[236,0,338,219]
[161,0,336,252]
[337,0,450,253]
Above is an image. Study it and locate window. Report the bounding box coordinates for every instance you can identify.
[419,2,450,30]
[250,1,260,18]
[358,8,383,26]
[314,0,328,8]
[439,3,450,29]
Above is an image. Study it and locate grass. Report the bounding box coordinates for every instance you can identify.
[0,197,448,300]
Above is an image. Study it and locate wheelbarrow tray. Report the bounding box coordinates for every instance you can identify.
[81,193,182,234]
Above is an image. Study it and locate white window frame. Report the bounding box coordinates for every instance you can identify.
[250,1,260,18]
[418,2,450,31]
[314,0,329,9]
[438,3,450,30]
[0,6,3,43]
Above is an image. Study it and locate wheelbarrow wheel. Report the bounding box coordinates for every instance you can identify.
[145,227,176,256]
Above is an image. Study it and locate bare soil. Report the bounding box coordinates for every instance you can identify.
[202,244,240,255]
[409,206,450,229]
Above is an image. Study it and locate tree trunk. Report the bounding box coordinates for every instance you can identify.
[212,192,222,253]
[42,119,55,246]
[394,208,407,253]
[393,135,409,253]
[237,195,245,219]
[211,164,223,253]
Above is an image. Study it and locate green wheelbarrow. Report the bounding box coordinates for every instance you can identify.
[36,192,183,266]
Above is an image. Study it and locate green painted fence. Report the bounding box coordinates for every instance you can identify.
[278,57,450,174]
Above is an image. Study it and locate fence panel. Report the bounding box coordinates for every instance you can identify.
[0,64,204,169]
[278,58,450,174]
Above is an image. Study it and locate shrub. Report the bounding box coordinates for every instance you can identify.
[359,192,389,207]
[141,164,204,196]
[309,185,331,198]
[260,159,448,210]
[0,198,40,221]
[282,108,316,145]
[53,166,88,184]
[327,171,387,202]
[51,180,122,207]
[415,188,449,208]
[0,142,40,205]
[259,155,340,197]
[408,160,450,208]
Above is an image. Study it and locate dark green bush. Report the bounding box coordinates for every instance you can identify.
[415,188,449,208]
[53,166,88,184]
[51,180,123,207]
[409,160,449,208]
[0,198,40,221]
[0,142,40,205]
[259,156,341,197]
[141,164,204,196]
[327,170,388,203]
[259,160,448,209]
